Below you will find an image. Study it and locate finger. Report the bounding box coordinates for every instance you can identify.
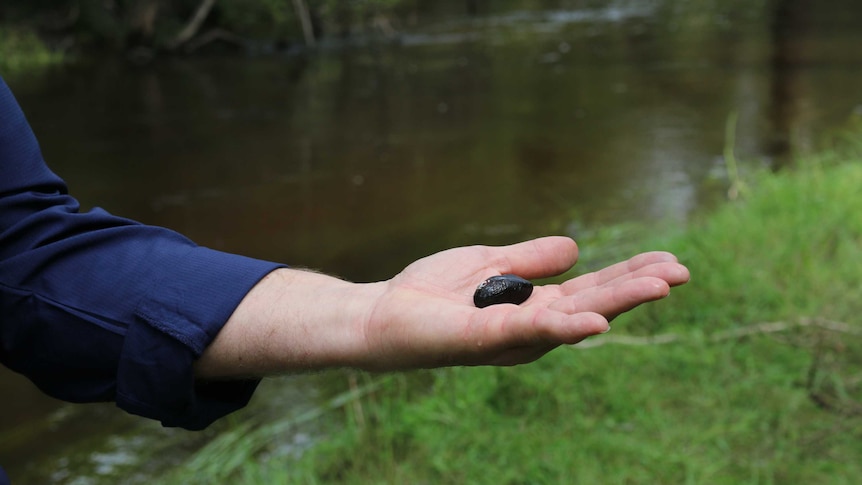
[561,254,688,294]
[484,236,579,279]
[580,261,689,291]
[550,276,672,319]
[586,251,680,285]
[474,304,609,349]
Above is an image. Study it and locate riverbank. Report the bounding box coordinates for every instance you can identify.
[0,0,772,71]
[162,137,862,484]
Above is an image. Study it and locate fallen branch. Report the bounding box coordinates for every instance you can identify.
[575,333,682,348]
[167,0,217,51]
[572,317,861,350]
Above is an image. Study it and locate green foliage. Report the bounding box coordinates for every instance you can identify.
[0,26,64,73]
[647,155,862,335]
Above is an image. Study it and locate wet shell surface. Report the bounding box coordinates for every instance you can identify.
[473,274,534,308]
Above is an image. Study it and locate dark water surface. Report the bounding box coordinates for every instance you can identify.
[3,1,862,482]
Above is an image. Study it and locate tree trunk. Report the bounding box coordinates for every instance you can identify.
[768,0,811,165]
[292,0,316,47]
[128,0,160,39]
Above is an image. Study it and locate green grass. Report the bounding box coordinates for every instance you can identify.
[162,143,862,484]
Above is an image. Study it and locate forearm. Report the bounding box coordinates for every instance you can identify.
[194,268,385,379]
[193,239,690,379]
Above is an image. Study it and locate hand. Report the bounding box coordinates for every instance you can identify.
[356,236,690,369]
[195,237,689,378]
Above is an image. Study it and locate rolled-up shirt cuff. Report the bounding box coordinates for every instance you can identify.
[117,246,283,430]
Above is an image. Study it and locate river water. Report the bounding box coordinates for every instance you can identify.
[3,1,862,482]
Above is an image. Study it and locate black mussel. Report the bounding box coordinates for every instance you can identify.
[473,274,534,308]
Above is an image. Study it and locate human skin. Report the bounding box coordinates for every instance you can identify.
[193,236,690,378]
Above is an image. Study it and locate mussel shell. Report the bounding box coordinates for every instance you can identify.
[473,274,534,308]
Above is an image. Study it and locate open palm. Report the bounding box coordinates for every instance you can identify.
[359,236,690,370]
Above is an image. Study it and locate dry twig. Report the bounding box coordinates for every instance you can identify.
[572,317,861,350]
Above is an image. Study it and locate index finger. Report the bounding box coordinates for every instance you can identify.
[560,251,684,293]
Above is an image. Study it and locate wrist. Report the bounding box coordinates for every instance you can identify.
[288,271,387,370]
[195,268,386,378]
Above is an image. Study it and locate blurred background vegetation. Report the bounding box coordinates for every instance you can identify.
[0,0,773,68]
[1,0,520,64]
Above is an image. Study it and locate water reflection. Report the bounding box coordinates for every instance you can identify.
[4,2,862,482]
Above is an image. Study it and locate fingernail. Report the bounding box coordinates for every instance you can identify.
[601,325,611,334]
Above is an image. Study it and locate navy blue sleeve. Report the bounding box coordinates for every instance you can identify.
[0,76,284,430]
